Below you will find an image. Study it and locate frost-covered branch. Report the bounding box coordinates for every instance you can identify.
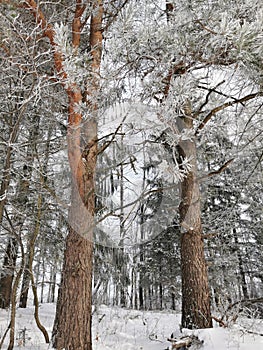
[196,91,263,134]
[198,158,234,181]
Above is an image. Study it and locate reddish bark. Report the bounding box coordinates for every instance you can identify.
[26,1,103,349]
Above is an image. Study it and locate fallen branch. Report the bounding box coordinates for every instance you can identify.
[220,297,263,323]
[167,335,204,349]
[225,297,263,313]
[242,329,263,337]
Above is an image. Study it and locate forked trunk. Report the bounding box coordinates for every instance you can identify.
[26,0,104,347]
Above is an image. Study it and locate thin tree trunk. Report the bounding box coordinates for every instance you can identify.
[171,292,176,310]
[148,285,153,310]
[159,266,163,310]
[130,267,134,308]
[48,264,57,304]
[134,271,138,310]
[19,257,30,308]
[7,247,24,350]
[19,116,41,308]
[40,255,46,304]
[119,142,126,307]
[0,239,18,309]
[24,190,50,343]
[0,114,26,309]
[233,228,249,299]
[0,214,26,350]
[139,166,146,310]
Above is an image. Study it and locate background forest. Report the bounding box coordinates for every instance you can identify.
[0,1,262,350]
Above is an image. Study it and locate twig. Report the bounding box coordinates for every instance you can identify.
[0,322,11,349]
[198,158,234,181]
[148,334,163,343]
[203,232,219,239]
[195,19,218,35]
[97,116,127,155]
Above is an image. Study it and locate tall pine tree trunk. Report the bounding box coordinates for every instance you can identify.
[162,2,213,328]
[53,144,97,349]
[177,116,212,329]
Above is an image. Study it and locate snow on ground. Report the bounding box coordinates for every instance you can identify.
[0,304,262,350]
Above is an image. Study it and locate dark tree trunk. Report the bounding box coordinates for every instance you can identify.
[0,238,18,309]
[233,228,249,299]
[19,259,30,308]
[171,292,176,310]
[48,264,57,303]
[0,116,24,310]
[148,286,153,310]
[138,231,146,308]
[159,282,163,310]
[139,282,144,310]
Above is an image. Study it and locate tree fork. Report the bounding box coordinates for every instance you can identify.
[26,1,103,349]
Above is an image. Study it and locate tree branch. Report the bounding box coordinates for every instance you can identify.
[198,158,234,181]
[194,80,225,117]
[212,316,227,327]
[195,19,218,35]
[97,116,127,155]
[197,83,245,105]
[196,92,262,134]
[103,0,131,33]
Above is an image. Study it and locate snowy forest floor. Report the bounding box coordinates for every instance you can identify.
[0,304,262,350]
